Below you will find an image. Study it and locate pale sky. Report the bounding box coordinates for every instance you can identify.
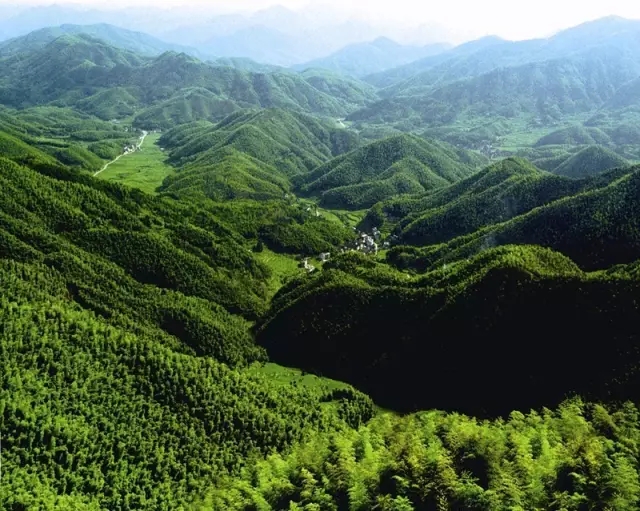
[12,0,640,41]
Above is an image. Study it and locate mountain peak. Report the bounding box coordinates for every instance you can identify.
[551,15,640,41]
[371,36,402,49]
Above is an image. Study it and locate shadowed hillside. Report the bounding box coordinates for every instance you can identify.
[258,245,640,415]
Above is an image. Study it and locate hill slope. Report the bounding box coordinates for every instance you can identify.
[0,23,200,57]
[160,108,359,179]
[391,158,597,246]
[0,151,373,509]
[350,48,640,128]
[258,245,640,415]
[0,36,379,120]
[397,165,640,271]
[553,145,629,178]
[298,134,483,209]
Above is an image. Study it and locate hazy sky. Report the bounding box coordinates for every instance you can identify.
[14,0,640,41]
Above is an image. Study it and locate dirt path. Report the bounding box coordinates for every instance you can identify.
[93,130,149,177]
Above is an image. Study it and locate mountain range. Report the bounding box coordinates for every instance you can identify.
[293,38,452,78]
[0,4,461,66]
[4,12,640,511]
[0,34,379,126]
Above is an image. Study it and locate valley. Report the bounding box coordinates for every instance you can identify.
[95,131,175,193]
[2,9,640,511]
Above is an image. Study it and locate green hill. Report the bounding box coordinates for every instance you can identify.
[350,49,640,128]
[209,56,285,73]
[0,36,378,120]
[154,110,358,252]
[75,86,143,119]
[0,151,373,509]
[373,17,640,99]
[0,105,133,172]
[297,68,379,106]
[535,125,612,146]
[362,35,506,88]
[0,23,200,58]
[553,145,630,178]
[161,109,359,179]
[0,34,146,106]
[257,245,640,414]
[299,134,480,209]
[160,147,291,201]
[132,87,238,129]
[392,158,596,245]
[401,165,640,271]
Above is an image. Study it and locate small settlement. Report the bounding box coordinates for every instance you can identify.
[300,227,399,273]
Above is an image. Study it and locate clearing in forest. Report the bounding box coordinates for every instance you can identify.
[96,132,175,194]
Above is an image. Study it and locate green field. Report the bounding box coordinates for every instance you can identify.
[96,133,175,193]
[248,362,351,392]
[255,249,301,295]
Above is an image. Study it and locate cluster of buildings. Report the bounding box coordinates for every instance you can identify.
[346,227,393,255]
[295,208,405,274]
[300,252,331,273]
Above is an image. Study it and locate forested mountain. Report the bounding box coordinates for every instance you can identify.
[258,242,640,414]
[156,113,488,212]
[362,35,507,89]
[350,47,640,128]
[209,56,286,73]
[0,105,134,172]
[348,16,640,142]
[157,108,359,200]
[162,109,358,175]
[535,125,612,146]
[369,16,640,94]
[553,145,629,178]
[0,35,378,124]
[0,154,374,509]
[0,23,201,58]
[297,134,485,209]
[294,38,451,78]
[5,13,640,511]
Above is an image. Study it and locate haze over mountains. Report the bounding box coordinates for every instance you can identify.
[0,3,461,66]
[5,5,640,511]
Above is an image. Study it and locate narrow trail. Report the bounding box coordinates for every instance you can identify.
[93,130,149,177]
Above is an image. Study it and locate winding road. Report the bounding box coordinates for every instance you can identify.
[93,130,149,177]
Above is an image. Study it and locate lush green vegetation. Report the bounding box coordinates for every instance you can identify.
[202,399,640,510]
[374,158,624,247]
[298,134,485,209]
[0,34,379,128]
[258,244,640,415]
[553,145,629,178]
[5,17,640,510]
[97,133,175,194]
[0,135,373,509]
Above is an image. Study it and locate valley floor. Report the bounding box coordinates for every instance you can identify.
[94,132,174,194]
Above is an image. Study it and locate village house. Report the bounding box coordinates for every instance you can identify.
[299,258,316,273]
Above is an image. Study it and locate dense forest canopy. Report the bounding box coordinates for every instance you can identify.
[2,12,640,510]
